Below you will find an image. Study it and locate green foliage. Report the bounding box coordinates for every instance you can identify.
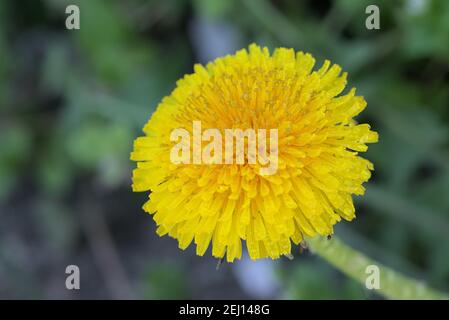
[142,262,188,299]
[0,125,32,200]
[400,0,449,61]
[1,0,449,299]
[281,260,368,299]
[193,0,235,19]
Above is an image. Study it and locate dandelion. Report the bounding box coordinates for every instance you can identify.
[130,44,378,262]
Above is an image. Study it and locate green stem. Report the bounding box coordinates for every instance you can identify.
[307,236,449,300]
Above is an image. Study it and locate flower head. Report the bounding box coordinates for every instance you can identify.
[130,44,378,262]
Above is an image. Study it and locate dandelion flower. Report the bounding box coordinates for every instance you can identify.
[130,44,378,262]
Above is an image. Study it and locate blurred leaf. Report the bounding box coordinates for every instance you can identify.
[47,0,155,85]
[283,260,366,299]
[401,0,449,61]
[361,184,449,243]
[193,0,235,18]
[36,137,73,196]
[415,169,449,211]
[0,124,32,201]
[382,107,448,151]
[40,40,71,94]
[66,120,133,171]
[0,4,9,109]
[142,262,187,299]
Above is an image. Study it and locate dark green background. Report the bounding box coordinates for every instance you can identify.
[1,0,448,299]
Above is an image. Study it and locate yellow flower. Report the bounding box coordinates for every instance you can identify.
[130,44,378,262]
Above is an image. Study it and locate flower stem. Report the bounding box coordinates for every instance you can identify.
[307,236,449,300]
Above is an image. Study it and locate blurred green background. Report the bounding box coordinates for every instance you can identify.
[1,0,449,299]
